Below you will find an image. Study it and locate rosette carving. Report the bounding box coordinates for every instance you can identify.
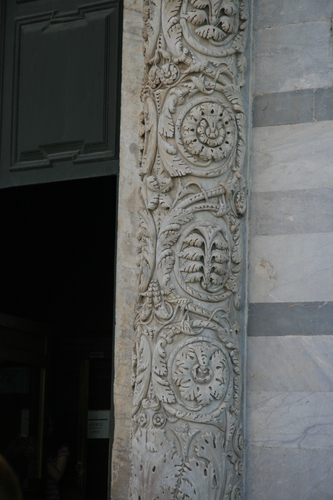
[157,91,244,178]
[131,0,248,498]
[175,97,238,174]
[172,339,230,408]
[181,102,235,160]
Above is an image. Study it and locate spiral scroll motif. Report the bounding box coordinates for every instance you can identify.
[131,0,248,498]
[175,97,237,176]
[181,101,235,161]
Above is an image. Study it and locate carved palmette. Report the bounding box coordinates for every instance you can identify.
[131,1,248,498]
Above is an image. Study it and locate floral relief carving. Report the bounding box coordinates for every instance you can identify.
[180,0,248,59]
[181,101,236,160]
[175,96,238,174]
[176,221,231,299]
[184,0,240,41]
[172,340,230,407]
[131,0,248,498]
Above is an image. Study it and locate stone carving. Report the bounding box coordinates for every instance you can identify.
[172,339,230,407]
[132,0,248,497]
[175,220,232,300]
[179,100,236,162]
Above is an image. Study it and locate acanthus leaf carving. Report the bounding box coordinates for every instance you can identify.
[132,332,152,416]
[131,0,248,497]
[137,207,156,294]
[131,429,183,499]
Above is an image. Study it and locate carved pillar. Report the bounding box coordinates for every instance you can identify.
[131,1,248,497]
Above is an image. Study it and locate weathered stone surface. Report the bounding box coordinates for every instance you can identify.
[247,391,333,449]
[129,0,249,498]
[253,90,314,127]
[250,189,333,236]
[247,336,333,391]
[254,0,333,28]
[247,3,333,499]
[254,21,333,94]
[315,87,333,122]
[251,121,333,193]
[253,88,333,127]
[111,2,144,499]
[248,302,333,337]
[249,233,333,303]
[246,447,333,500]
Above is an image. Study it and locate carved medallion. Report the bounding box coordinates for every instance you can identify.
[172,339,230,409]
[175,97,237,175]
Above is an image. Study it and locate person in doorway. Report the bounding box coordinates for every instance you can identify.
[0,454,22,500]
[46,416,69,500]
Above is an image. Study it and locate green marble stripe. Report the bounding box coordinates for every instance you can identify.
[248,302,333,336]
[253,88,333,127]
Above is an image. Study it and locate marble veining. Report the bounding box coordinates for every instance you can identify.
[251,121,333,193]
[247,391,333,449]
[249,233,333,303]
[254,21,333,94]
[247,336,333,392]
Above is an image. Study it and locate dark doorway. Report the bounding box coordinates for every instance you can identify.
[0,176,117,499]
[0,176,117,329]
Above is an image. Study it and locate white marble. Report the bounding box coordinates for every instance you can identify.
[250,189,333,236]
[254,21,333,94]
[249,233,333,303]
[247,6,333,500]
[247,336,333,392]
[246,447,333,500]
[251,121,333,193]
[247,391,333,449]
[254,0,333,29]
[112,3,143,499]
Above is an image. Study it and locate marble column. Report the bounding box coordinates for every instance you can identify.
[130,1,249,498]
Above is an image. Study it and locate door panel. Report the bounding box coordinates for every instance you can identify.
[0,0,121,188]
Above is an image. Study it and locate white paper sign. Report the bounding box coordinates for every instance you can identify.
[87,410,110,439]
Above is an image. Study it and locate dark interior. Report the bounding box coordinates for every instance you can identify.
[0,175,117,499]
[0,175,117,333]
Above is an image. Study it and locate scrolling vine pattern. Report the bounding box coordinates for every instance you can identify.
[131,1,248,498]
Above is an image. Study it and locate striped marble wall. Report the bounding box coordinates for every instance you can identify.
[246,1,333,498]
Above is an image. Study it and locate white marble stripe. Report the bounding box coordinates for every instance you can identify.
[247,336,333,392]
[250,189,333,236]
[254,0,333,29]
[246,447,333,500]
[247,391,333,450]
[249,233,333,303]
[250,121,333,193]
[254,21,333,94]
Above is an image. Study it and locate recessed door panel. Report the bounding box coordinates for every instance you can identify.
[0,0,121,188]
